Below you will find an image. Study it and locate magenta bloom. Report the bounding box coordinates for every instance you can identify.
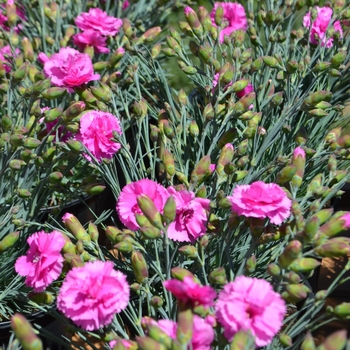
[228,181,291,225]
[15,231,65,292]
[164,276,216,308]
[41,47,100,90]
[210,2,248,43]
[75,8,122,36]
[142,315,214,350]
[236,82,254,99]
[122,0,130,10]
[216,276,286,347]
[73,30,110,54]
[75,110,122,162]
[117,179,169,230]
[303,6,343,48]
[57,260,129,331]
[0,1,26,32]
[0,45,20,72]
[166,187,210,243]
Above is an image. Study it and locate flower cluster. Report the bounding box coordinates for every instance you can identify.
[73,8,122,53]
[39,47,100,90]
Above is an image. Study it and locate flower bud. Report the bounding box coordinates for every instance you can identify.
[191,155,211,185]
[285,284,310,302]
[315,239,350,257]
[48,171,63,184]
[150,125,159,143]
[66,140,84,153]
[184,6,203,37]
[11,314,43,350]
[276,164,297,184]
[88,222,99,242]
[233,170,248,181]
[289,258,321,273]
[151,43,161,59]
[179,21,193,37]
[162,149,175,177]
[283,271,302,284]
[319,212,350,238]
[62,213,91,244]
[28,291,54,305]
[41,86,66,100]
[171,267,195,281]
[334,303,350,319]
[262,56,279,68]
[181,65,197,75]
[291,146,306,188]
[12,62,28,82]
[230,330,255,350]
[179,245,198,259]
[302,90,332,109]
[245,255,256,273]
[163,196,176,224]
[105,226,122,243]
[63,101,85,121]
[140,27,162,43]
[300,332,316,350]
[331,52,347,67]
[0,231,19,252]
[17,189,31,198]
[216,143,234,176]
[115,241,134,253]
[136,336,167,350]
[23,137,41,149]
[131,251,149,284]
[189,120,199,138]
[177,308,193,345]
[303,216,320,241]
[209,267,227,285]
[278,240,302,268]
[308,109,329,118]
[137,194,164,230]
[140,225,161,240]
[279,334,293,347]
[150,296,164,309]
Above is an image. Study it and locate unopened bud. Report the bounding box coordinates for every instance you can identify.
[62,213,91,244]
[171,267,195,281]
[0,231,19,252]
[279,240,302,268]
[137,195,164,230]
[11,314,43,350]
[184,6,203,37]
[209,267,227,285]
[131,251,149,284]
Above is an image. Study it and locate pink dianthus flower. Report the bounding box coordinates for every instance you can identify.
[215,276,286,347]
[303,6,343,48]
[164,276,216,308]
[73,30,110,54]
[75,8,122,36]
[75,110,122,162]
[142,315,214,350]
[228,181,291,225]
[0,45,20,72]
[210,2,248,43]
[117,179,169,230]
[57,260,129,331]
[122,0,130,10]
[15,231,65,292]
[40,47,100,90]
[166,187,210,243]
